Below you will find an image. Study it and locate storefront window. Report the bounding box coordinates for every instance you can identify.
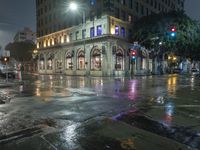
[91,49,101,70]
[56,60,62,70]
[115,50,124,70]
[39,54,45,70]
[65,52,73,70]
[47,54,54,70]
[47,59,53,70]
[77,51,85,70]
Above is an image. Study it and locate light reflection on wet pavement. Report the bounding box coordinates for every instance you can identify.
[0,74,200,149]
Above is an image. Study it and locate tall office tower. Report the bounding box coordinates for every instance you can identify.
[35,0,184,76]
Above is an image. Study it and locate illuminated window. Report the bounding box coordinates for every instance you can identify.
[97,25,102,36]
[115,25,119,35]
[65,52,73,70]
[91,49,101,70]
[56,60,62,70]
[77,51,85,70]
[47,54,54,70]
[115,49,124,71]
[39,54,45,70]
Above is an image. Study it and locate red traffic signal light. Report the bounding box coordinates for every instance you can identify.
[170,26,176,32]
[131,50,136,56]
[169,26,177,38]
[130,49,137,61]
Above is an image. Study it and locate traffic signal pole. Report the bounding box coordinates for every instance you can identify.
[0,51,10,82]
[129,49,137,77]
[131,60,135,77]
[5,62,8,82]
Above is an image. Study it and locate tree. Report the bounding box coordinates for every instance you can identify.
[132,11,200,60]
[5,41,36,62]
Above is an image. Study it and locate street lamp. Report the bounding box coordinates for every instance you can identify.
[69,2,78,11]
[32,49,38,59]
[69,1,86,69]
[69,2,86,41]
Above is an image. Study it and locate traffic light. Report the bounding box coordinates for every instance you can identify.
[169,26,176,38]
[130,49,137,61]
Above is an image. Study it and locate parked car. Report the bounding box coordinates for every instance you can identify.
[0,63,16,78]
[191,68,199,75]
[172,68,182,74]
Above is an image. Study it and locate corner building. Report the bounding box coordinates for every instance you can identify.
[36,0,184,76]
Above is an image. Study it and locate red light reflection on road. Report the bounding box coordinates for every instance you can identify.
[164,102,174,125]
[128,80,138,101]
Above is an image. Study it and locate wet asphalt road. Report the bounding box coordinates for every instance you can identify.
[0,73,200,150]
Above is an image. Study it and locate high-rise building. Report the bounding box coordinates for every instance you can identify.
[36,0,184,76]
[14,27,36,43]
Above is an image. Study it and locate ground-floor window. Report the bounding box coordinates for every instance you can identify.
[115,49,124,70]
[39,60,45,70]
[56,60,62,70]
[91,49,101,70]
[47,54,54,70]
[77,51,85,70]
[39,54,45,70]
[65,52,73,70]
[47,59,53,70]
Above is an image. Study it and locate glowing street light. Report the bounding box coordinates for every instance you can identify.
[68,1,86,41]
[68,1,86,69]
[68,1,85,27]
[173,56,177,61]
[33,49,38,54]
[69,2,78,11]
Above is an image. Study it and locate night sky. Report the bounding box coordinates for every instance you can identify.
[0,0,36,49]
[0,0,199,49]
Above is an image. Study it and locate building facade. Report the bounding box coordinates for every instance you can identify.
[35,0,184,76]
[14,27,36,43]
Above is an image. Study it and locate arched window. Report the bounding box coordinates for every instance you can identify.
[91,48,101,70]
[115,49,124,70]
[47,53,54,70]
[77,51,85,70]
[65,52,73,70]
[39,54,45,70]
[56,60,62,70]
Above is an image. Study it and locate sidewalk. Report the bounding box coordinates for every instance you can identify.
[0,117,192,150]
